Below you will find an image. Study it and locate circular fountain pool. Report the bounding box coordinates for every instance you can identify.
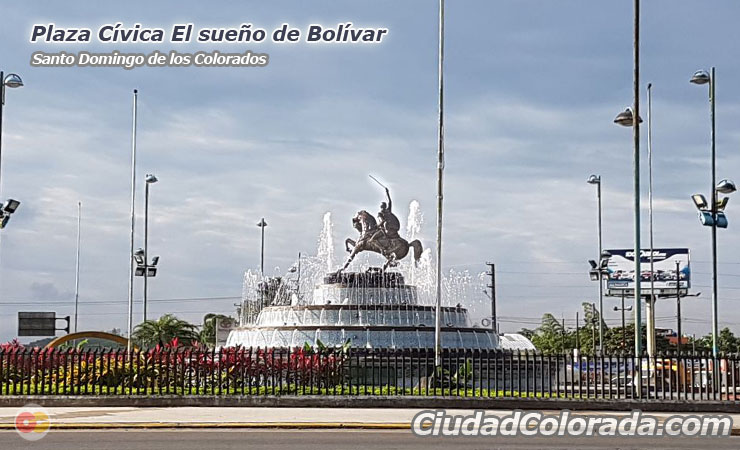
[226,269,498,349]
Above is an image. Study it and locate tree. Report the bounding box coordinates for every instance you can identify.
[132,314,200,348]
[717,327,740,353]
[525,313,570,354]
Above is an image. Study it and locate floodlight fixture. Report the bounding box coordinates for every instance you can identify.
[699,211,715,227]
[716,212,728,229]
[151,256,160,266]
[716,197,729,211]
[588,260,598,269]
[134,248,145,265]
[145,173,158,184]
[690,70,711,85]
[587,174,601,185]
[692,194,708,210]
[2,199,20,214]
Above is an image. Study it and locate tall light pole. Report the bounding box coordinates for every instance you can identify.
[143,173,158,322]
[587,174,603,351]
[257,218,267,276]
[434,0,445,368]
[613,105,643,358]
[0,71,23,195]
[74,202,81,333]
[0,72,24,249]
[632,0,641,360]
[611,0,642,360]
[127,89,138,351]
[690,67,724,358]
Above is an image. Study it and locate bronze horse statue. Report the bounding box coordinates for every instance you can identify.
[339,210,423,272]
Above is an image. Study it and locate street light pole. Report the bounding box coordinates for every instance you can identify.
[587,175,603,351]
[143,173,158,322]
[690,67,720,357]
[127,89,138,351]
[709,67,718,358]
[0,71,24,195]
[0,71,24,258]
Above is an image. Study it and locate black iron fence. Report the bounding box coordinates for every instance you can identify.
[1,347,738,402]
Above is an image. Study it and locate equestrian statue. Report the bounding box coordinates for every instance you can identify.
[338,177,424,273]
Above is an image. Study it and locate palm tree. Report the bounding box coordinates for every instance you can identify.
[132,314,200,348]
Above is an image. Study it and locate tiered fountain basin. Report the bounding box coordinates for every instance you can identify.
[226,270,498,349]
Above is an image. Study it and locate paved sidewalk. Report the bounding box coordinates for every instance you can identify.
[1,407,739,429]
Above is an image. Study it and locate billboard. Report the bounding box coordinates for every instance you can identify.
[605,248,690,297]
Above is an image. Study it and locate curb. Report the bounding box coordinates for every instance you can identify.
[0,422,411,430]
[0,422,737,435]
[1,395,739,413]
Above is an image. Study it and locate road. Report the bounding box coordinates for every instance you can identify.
[1,430,738,450]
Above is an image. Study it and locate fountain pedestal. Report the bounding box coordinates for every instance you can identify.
[226,269,499,349]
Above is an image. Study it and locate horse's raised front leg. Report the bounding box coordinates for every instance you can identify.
[345,238,356,253]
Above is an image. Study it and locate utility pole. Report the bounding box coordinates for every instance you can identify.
[561,317,566,352]
[575,311,580,351]
[613,291,632,351]
[592,303,597,356]
[486,262,497,334]
[73,201,81,333]
[676,260,682,355]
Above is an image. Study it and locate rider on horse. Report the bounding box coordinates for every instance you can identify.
[339,184,424,273]
[376,187,401,241]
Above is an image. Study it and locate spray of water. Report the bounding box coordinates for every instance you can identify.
[240,201,490,327]
[317,212,334,272]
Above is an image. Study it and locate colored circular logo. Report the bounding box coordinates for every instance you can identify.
[14,404,50,441]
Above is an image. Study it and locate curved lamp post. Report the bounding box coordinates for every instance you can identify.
[614,106,644,359]
[586,174,604,351]
[0,72,24,231]
[143,173,159,322]
[689,67,734,358]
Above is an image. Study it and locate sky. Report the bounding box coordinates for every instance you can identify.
[2,0,740,342]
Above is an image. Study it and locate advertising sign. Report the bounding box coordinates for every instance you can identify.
[605,248,690,297]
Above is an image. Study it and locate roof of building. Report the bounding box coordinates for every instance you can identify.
[498,333,537,351]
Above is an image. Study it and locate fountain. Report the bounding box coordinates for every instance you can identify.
[226,198,499,350]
